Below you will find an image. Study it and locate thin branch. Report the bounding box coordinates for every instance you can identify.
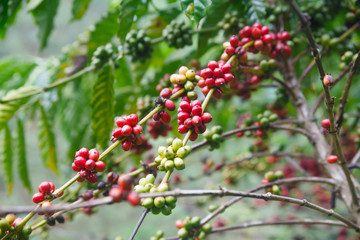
[336,50,360,129]
[293,48,310,63]
[311,65,351,114]
[129,209,150,240]
[299,60,316,83]
[268,75,297,100]
[285,0,359,208]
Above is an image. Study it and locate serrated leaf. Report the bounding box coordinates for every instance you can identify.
[247,0,266,22]
[71,0,92,21]
[0,86,41,131]
[90,64,114,149]
[37,103,58,174]
[1,123,13,194]
[88,11,119,55]
[197,0,230,55]
[117,0,138,42]
[30,0,60,49]
[16,118,31,192]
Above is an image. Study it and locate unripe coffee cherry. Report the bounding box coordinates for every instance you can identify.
[323,74,334,86]
[327,155,338,164]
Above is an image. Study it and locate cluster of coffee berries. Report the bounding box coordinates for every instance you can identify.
[339,51,358,70]
[151,88,176,123]
[0,214,32,239]
[176,216,212,240]
[71,147,105,183]
[264,4,289,22]
[170,66,200,100]
[257,110,279,126]
[124,29,153,62]
[259,59,277,72]
[155,138,191,172]
[147,120,172,139]
[162,20,193,48]
[322,74,334,87]
[203,125,224,151]
[45,215,65,227]
[112,114,144,151]
[134,174,176,215]
[32,181,56,203]
[217,11,244,35]
[150,230,166,240]
[236,114,254,138]
[108,173,140,206]
[177,99,212,141]
[91,43,114,70]
[198,60,234,98]
[327,155,338,164]
[262,170,284,195]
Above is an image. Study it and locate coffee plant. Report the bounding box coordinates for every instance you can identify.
[1,0,360,239]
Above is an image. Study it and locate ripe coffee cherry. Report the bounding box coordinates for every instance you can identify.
[251,27,262,39]
[127,192,140,206]
[86,173,98,183]
[221,63,231,73]
[95,161,106,172]
[122,140,133,151]
[122,125,133,136]
[160,88,172,98]
[327,155,338,164]
[283,45,292,56]
[107,172,119,184]
[118,174,133,191]
[323,74,334,86]
[112,127,123,139]
[321,119,330,129]
[165,100,176,111]
[241,26,252,37]
[262,34,273,43]
[191,105,202,116]
[133,125,143,135]
[77,147,89,159]
[261,26,269,35]
[33,192,45,204]
[175,220,184,229]
[109,187,124,202]
[180,101,191,112]
[254,39,263,50]
[85,159,95,170]
[229,35,239,47]
[160,111,171,123]
[49,182,55,193]
[126,114,139,126]
[38,182,52,194]
[89,149,99,161]
[79,169,89,178]
[74,156,87,169]
[116,117,126,127]
[280,31,290,41]
[72,163,80,172]
[42,201,54,216]
[208,60,219,70]
[201,113,212,123]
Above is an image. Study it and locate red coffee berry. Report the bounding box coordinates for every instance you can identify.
[327,155,338,164]
[127,191,140,206]
[195,124,206,134]
[215,78,225,87]
[262,34,273,43]
[160,111,171,123]
[190,100,202,108]
[77,177,85,182]
[118,174,133,191]
[198,79,206,88]
[256,129,265,137]
[32,192,45,204]
[74,156,87,169]
[261,179,270,184]
[109,187,124,202]
[323,74,334,86]
[49,182,55,193]
[207,60,219,70]
[85,159,95,171]
[77,148,89,159]
[283,45,292,56]
[72,162,80,171]
[11,217,23,227]
[86,173,98,183]
[42,201,54,216]
[251,27,262,39]
[254,39,263,50]
[112,127,123,139]
[201,113,212,123]
[88,148,99,161]
[200,68,213,78]
[280,31,290,41]
[107,172,119,184]
[95,161,106,172]
[213,68,223,78]
[189,131,198,141]
[205,77,215,88]
[132,125,143,135]
[180,101,191,112]
[192,115,202,126]
[202,86,210,95]
[213,88,223,98]
[225,46,235,56]
[252,23,262,29]
[116,117,126,127]
[175,220,184,229]
[229,35,239,47]
[184,118,193,128]
[126,114,139,126]
[178,111,190,122]
[38,182,52,194]
[160,88,172,98]
[122,140,133,151]
[79,169,89,178]
[122,125,133,136]
[191,105,202,116]
[224,73,234,82]
[261,26,269,35]
[241,26,252,38]
[165,100,176,111]
[178,124,188,134]
[221,63,231,74]
[321,119,330,129]
[250,75,261,84]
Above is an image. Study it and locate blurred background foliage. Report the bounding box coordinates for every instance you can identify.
[0,0,360,239]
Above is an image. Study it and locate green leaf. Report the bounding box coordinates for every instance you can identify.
[71,0,92,21]
[90,64,114,149]
[117,0,139,42]
[88,11,119,55]
[0,57,37,90]
[16,118,31,192]
[37,103,58,174]
[0,86,41,131]
[1,123,13,194]
[197,0,230,55]
[180,0,211,22]
[29,0,60,49]
[0,0,22,38]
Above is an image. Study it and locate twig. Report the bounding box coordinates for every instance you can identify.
[285,0,359,208]
[336,51,360,129]
[129,209,150,240]
[299,60,316,83]
[268,75,296,100]
[293,49,310,63]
